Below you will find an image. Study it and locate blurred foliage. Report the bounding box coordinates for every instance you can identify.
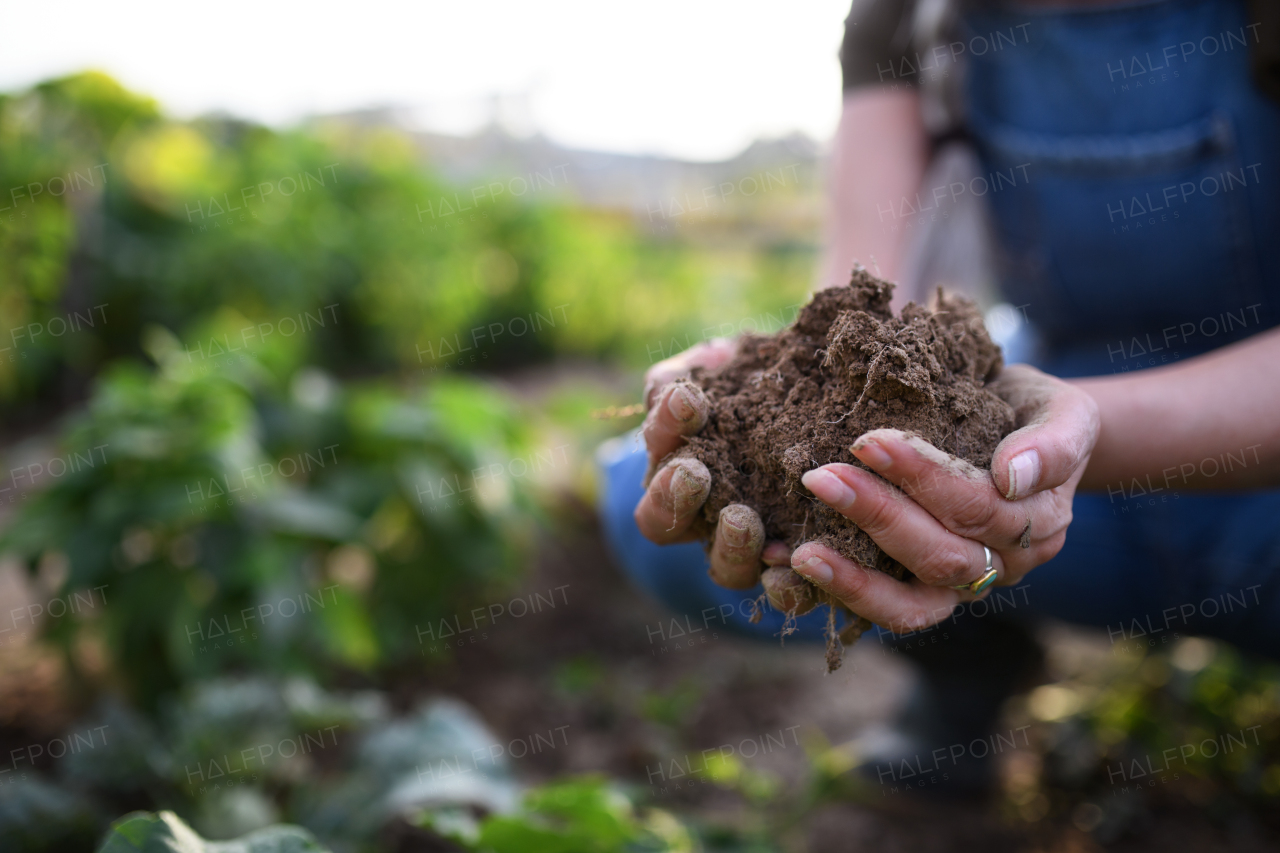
[640,679,705,730]
[0,68,813,714]
[0,68,816,848]
[1007,636,1280,840]
[98,811,329,853]
[92,780,706,853]
[4,677,505,848]
[424,778,696,853]
[0,71,813,415]
[7,678,705,852]
[775,638,1280,845]
[0,337,536,708]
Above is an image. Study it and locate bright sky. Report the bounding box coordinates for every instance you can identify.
[0,0,849,161]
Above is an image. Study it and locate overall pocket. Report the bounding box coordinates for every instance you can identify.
[972,110,1264,346]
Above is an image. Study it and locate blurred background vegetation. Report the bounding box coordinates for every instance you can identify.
[0,71,816,420]
[0,72,1277,852]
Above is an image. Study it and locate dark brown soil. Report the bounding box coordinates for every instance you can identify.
[668,267,1015,661]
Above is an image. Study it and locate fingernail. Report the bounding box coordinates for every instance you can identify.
[853,438,892,471]
[1007,449,1041,500]
[793,556,833,586]
[667,385,697,422]
[721,516,749,547]
[671,464,703,500]
[801,469,856,511]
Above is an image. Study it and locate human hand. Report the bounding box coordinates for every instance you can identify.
[634,339,796,591]
[789,364,1100,633]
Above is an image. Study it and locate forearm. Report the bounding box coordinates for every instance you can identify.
[818,89,928,303]
[1073,326,1280,491]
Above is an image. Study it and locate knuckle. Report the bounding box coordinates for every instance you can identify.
[1032,494,1073,538]
[899,469,938,500]
[916,544,972,584]
[946,490,998,537]
[854,489,901,538]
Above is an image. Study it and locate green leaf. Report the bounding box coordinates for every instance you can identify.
[97,810,330,853]
[435,778,686,853]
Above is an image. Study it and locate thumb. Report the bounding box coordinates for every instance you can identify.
[989,365,1100,500]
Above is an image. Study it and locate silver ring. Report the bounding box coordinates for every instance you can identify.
[953,546,997,594]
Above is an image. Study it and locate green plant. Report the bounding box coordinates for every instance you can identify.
[0,342,536,708]
[98,811,329,853]
[1007,637,1280,836]
[424,777,695,853]
[0,72,817,415]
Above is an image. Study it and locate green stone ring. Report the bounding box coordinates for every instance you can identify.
[954,546,998,594]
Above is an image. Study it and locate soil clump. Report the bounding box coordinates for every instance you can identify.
[669,267,1015,666]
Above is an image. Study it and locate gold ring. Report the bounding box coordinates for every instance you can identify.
[953,546,997,594]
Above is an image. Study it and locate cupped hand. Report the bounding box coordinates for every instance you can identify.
[792,364,1100,634]
[636,348,1099,635]
[634,339,791,591]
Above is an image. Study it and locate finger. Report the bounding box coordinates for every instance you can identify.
[708,504,765,589]
[761,566,820,615]
[988,364,1100,500]
[642,382,708,463]
[801,463,997,588]
[633,458,711,544]
[643,338,738,409]
[849,429,1068,546]
[790,542,967,634]
[642,382,709,482]
[762,541,792,567]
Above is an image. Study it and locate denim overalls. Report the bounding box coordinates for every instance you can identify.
[598,0,1280,660]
